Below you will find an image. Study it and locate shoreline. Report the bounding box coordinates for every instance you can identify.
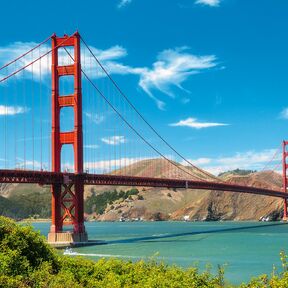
[17,218,282,223]
[18,218,51,223]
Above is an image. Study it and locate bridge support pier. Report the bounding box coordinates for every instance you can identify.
[48,179,88,247]
[48,32,88,246]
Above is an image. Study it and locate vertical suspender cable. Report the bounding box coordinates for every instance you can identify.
[14,62,17,168]
[105,73,113,174]
[47,49,51,171]
[4,67,7,169]
[80,36,219,182]
[23,67,26,170]
[64,44,204,181]
[40,46,43,170]
[32,50,35,170]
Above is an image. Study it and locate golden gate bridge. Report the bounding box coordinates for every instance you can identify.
[0,31,287,245]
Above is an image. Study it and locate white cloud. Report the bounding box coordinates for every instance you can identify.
[184,149,281,175]
[117,0,132,8]
[195,0,220,7]
[15,160,45,170]
[61,156,157,173]
[0,42,54,82]
[0,42,136,82]
[0,105,29,116]
[85,157,144,172]
[84,144,99,149]
[0,41,218,110]
[82,45,144,77]
[101,135,126,145]
[84,112,105,124]
[280,108,288,119]
[191,157,212,165]
[139,47,217,109]
[170,117,228,129]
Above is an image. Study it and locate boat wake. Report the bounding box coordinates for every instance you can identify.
[64,248,141,259]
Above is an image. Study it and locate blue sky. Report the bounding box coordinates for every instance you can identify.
[0,0,287,174]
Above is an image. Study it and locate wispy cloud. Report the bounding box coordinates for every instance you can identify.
[84,112,105,124]
[0,42,137,81]
[195,0,220,7]
[85,157,145,172]
[139,47,217,109]
[15,160,46,170]
[0,41,218,110]
[101,135,127,145]
[184,149,281,175]
[190,157,212,165]
[62,156,157,173]
[84,144,99,149]
[280,108,288,119]
[0,42,51,81]
[170,117,228,129]
[83,45,141,76]
[117,0,132,8]
[0,105,29,116]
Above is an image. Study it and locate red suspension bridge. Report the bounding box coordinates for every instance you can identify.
[0,32,287,245]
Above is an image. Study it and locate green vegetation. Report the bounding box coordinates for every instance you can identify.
[218,169,256,178]
[0,216,224,287]
[85,188,139,215]
[0,186,51,220]
[2,216,288,287]
[0,187,140,220]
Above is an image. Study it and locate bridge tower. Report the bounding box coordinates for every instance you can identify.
[282,141,288,221]
[48,32,88,245]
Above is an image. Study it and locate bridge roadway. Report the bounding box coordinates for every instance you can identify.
[0,169,286,199]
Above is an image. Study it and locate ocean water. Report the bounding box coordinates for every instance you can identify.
[32,221,288,285]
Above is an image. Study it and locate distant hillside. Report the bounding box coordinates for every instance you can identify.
[87,160,283,222]
[218,169,256,179]
[171,170,282,221]
[0,184,51,219]
[0,160,284,221]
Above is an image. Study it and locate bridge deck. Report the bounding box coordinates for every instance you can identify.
[0,169,286,199]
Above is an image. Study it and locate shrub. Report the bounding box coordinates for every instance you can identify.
[137,195,144,200]
[0,217,225,287]
[0,216,60,287]
[85,188,139,215]
[2,216,288,287]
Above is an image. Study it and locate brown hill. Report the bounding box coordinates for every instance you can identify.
[87,160,284,221]
[171,171,282,221]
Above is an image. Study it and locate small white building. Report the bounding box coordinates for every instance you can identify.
[183,215,190,221]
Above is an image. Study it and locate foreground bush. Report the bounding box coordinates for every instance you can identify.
[1,216,288,287]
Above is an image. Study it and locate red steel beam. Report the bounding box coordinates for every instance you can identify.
[0,169,287,199]
[57,65,75,76]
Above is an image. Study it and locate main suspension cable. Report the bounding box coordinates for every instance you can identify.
[80,35,219,182]
[0,34,53,71]
[0,33,76,83]
[63,47,204,181]
[261,146,281,172]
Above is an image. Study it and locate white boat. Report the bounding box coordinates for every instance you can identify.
[63,247,78,255]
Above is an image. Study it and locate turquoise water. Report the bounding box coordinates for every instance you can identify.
[33,221,288,285]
